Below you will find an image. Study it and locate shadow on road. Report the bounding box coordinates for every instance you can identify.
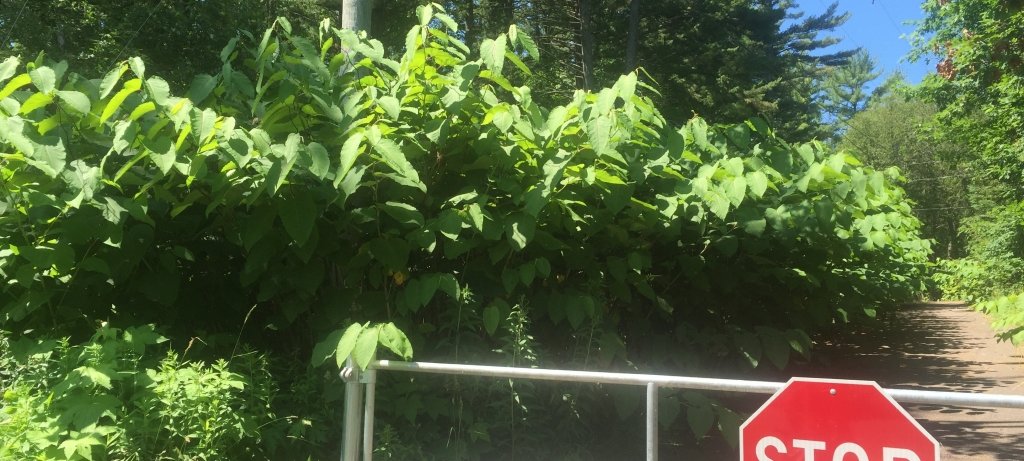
[788,302,1024,461]
[672,302,1024,460]
[921,419,1024,459]
[800,303,1023,391]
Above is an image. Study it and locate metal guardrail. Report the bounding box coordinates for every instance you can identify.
[340,360,1024,461]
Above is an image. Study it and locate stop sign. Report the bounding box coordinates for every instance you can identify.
[740,378,940,461]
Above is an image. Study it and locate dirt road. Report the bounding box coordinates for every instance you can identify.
[672,301,1024,460]
[787,301,1024,460]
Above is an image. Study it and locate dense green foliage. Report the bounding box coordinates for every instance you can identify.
[0,326,282,460]
[0,0,338,89]
[932,201,1024,344]
[839,94,967,259]
[0,0,860,141]
[0,4,931,459]
[371,0,859,140]
[818,50,882,141]
[908,0,1024,338]
[913,0,1024,190]
[974,293,1024,345]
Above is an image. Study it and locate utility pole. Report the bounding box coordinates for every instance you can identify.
[578,0,594,90]
[625,0,640,72]
[342,0,372,32]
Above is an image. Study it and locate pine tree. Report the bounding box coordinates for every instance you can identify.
[819,50,881,137]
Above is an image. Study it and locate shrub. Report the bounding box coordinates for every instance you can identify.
[0,326,276,460]
[0,4,931,457]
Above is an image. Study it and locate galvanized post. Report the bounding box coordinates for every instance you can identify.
[362,368,377,461]
[341,358,363,461]
[646,382,658,461]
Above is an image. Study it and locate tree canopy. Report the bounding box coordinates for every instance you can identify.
[0,0,338,88]
[908,0,1024,341]
[839,94,966,258]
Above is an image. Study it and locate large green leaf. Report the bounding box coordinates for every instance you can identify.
[28,66,56,93]
[306,142,330,179]
[266,134,302,195]
[20,92,53,114]
[335,323,366,368]
[379,322,413,359]
[705,190,730,219]
[482,303,500,335]
[733,331,762,368]
[56,91,91,114]
[746,171,769,198]
[128,56,146,78]
[380,201,424,227]
[373,138,422,188]
[0,116,32,155]
[378,95,401,120]
[187,74,218,103]
[335,133,364,187]
[29,139,67,178]
[145,76,171,106]
[191,108,218,144]
[505,213,536,250]
[757,327,791,370]
[224,136,253,168]
[717,407,743,448]
[480,34,507,75]
[686,400,716,439]
[75,365,114,389]
[353,325,381,370]
[312,328,344,365]
[100,78,142,124]
[0,73,31,100]
[278,189,318,246]
[368,237,411,271]
[99,64,128,99]
[144,136,176,174]
[0,57,18,83]
[724,176,747,207]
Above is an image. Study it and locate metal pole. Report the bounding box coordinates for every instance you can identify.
[374,360,782,395]
[362,368,377,461]
[371,360,1024,409]
[646,382,658,461]
[885,388,1024,409]
[341,358,363,461]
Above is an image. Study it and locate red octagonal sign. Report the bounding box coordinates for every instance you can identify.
[741,378,940,461]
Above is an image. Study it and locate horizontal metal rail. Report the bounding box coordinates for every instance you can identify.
[373,360,782,394]
[342,360,1024,461]
[373,360,1024,409]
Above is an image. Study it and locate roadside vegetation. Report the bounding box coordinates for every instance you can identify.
[911,0,1024,344]
[0,0,1020,459]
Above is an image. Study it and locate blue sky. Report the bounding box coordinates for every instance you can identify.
[794,0,935,84]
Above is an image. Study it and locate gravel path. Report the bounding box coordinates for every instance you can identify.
[670,301,1024,460]
[788,301,1024,461]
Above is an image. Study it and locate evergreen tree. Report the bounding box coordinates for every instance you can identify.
[0,0,860,141]
[819,50,881,137]
[369,1,859,140]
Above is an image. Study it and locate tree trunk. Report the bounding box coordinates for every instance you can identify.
[342,0,372,32]
[490,0,514,29]
[626,0,639,72]
[466,0,477,49]
[578,0,594,89]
